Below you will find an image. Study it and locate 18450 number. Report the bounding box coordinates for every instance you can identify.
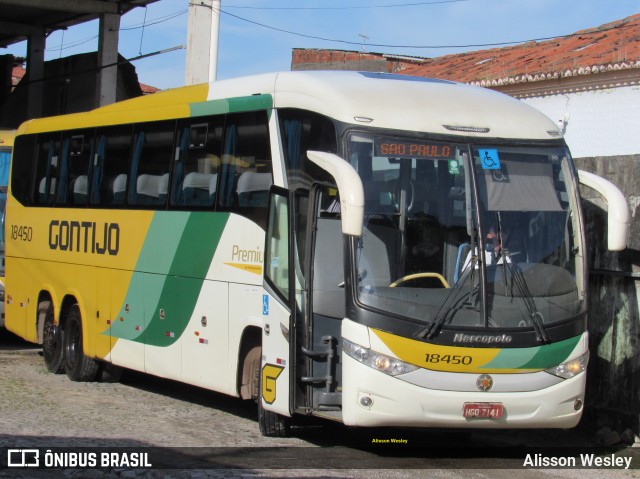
[11,225,33,242]
[425,353,472,365]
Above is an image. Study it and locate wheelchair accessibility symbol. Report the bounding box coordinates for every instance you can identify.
[479,148,501,170]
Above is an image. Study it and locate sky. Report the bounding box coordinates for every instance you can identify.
[3,0,639,90]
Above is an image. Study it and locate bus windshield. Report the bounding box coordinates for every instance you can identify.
[347,132,585,335]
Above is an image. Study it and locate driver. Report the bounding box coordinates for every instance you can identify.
[460,224,513,274]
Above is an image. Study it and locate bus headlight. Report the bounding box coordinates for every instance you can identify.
[545,352,589,379]
[343,338,418,376]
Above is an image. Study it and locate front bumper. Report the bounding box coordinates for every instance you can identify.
[342,353,585,429]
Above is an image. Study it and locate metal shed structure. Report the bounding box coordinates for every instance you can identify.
[0,0,158,118]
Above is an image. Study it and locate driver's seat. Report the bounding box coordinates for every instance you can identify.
[454,242,472,284]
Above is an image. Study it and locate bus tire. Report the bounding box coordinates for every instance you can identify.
[41,301,64,374]
[63,304,99,382]
[258,399,291,438]
[100,363,124,383]
[257,369,291,437]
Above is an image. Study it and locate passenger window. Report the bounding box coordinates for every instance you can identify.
[279,109,337,189]
[11,135,36,206]
[57,130,94,206]
[218,111,272,227]
[34,133,62,206]
[171,118,224,208]
[90,125,132,207]
[128,121,175,208]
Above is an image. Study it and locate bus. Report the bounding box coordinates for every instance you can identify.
[0,129,14,257]
[0,129,14,326]
[5,71,629,437]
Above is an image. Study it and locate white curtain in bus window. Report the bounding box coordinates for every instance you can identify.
[476,157,562,212]
[128,122,174,207]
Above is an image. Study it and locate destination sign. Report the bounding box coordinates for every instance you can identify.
[375,138,455,160]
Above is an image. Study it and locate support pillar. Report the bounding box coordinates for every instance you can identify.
[96,13,121,107]
[185,0,220,85]
[26,34,45,120]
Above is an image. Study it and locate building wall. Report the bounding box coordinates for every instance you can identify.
[523,87,640,432]
[521,86,640,158]
[291,48,418,73]
[576,154,640,433]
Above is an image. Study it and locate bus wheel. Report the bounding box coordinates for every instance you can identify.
[257,370,291,437]
[63,304,99,382]
[100,363,124,383]
[258,399,291,437]
[41,301,64,374]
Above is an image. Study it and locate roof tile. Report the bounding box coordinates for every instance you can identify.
[400,14,640,84]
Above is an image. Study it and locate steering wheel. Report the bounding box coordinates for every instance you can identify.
[392,180,414,212]
[389,272,450,288]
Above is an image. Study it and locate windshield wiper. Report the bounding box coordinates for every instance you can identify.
[416,279,478,340]
[417,228,481,340]
[494,212,549,344]
[501,251,550,344]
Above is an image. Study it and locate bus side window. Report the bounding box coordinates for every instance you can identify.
[218,111,272,228]
[57,131,94,207]
[278,109,337,189]
[171,118,223,208]
[128,121,175,208]
[11,135,36,206]
[34,134,62,206]
[90,125,132,207]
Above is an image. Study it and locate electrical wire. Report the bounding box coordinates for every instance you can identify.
[41,2,630,64]
[138,6,148,54]
[216,6,629,50]
[224,0,469,10]
[16,45,186,87]
[120,9,187,31]
[44,9,186,55]
[45,35,100,53]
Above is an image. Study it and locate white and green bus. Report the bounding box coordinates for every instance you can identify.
[5,71,628,436]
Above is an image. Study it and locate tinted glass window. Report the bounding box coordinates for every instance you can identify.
[218,111,273,227]
[128,121,175,208]
[34,133,62,206]
[171,118,224,208]
[90,125,132,207]
[57,130,94,206]
[11,135,36,206]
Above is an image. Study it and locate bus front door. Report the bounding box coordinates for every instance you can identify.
[262,187,294,419]
[263,185,344,423]
[300,185,344,419]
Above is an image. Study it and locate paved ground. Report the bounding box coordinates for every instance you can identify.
[0,328,637,478]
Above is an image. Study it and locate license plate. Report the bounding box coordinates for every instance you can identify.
[463,402,503,418]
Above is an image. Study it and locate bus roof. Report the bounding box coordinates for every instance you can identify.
[16,71,561,141]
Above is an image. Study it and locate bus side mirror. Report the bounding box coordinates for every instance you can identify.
[577,169,629,251]
[307,150,364,237]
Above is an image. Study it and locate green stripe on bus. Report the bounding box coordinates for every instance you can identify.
[106,212,229,345]
[106,213,188,341]
[518,335,582,370]
[190,94,273,117]
[483,335,581,370]
[479,345,539,370]
[137,213,189,273]
[135,212,229,347]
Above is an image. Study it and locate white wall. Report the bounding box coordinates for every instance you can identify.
[522,85,640,158]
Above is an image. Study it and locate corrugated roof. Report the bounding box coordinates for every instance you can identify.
[400,14,640,86]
